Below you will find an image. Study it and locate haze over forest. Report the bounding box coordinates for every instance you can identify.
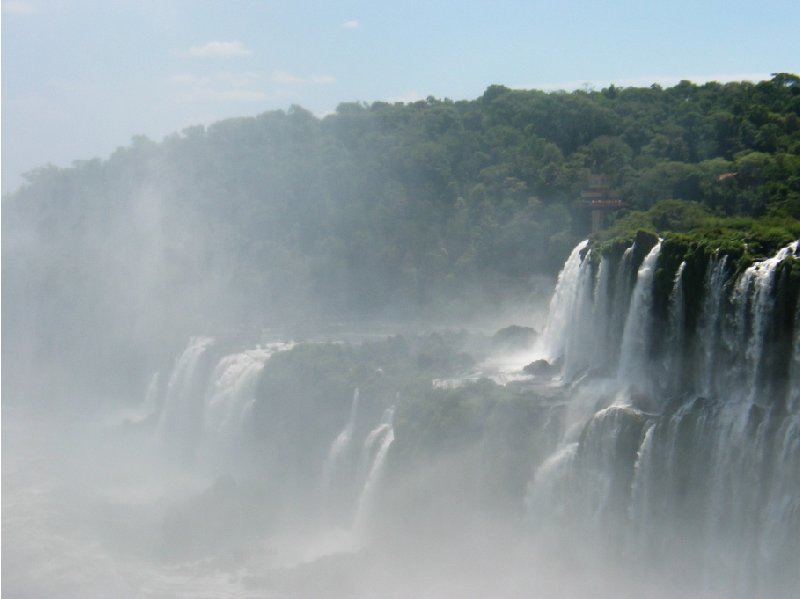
[3,74,800,599]
[4,75,800,404]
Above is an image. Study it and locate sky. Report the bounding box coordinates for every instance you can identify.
[2,0,799,193]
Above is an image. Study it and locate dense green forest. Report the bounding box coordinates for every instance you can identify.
[3,74,799,401]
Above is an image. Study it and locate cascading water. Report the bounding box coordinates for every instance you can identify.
[608,245,636,364]
[525,442,579,531]
[199,344,288,473]
[321,388,360,509]
[152,338,292,470]
[739,241,798,405]
[109,240,799,596]
[661,261,686,395]
[536,240,589,363]
[154,336,215,461]
[124,371,161,423]
[617,241,661,389]
[561,249,597,381]
[353,406,395,539]
[696,255,728,396]
[789,305,800,415]
[590,256,612,367]
[524,238,800,597]
[627,421,655,531]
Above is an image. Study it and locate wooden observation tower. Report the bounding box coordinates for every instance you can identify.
[579,175,624,233]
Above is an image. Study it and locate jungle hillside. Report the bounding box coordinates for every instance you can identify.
[3,74,799,402]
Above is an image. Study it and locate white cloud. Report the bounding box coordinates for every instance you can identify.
[272,70,336,86]
[188,41,253,58]
[170,72,266,102]
[342,19,359,29]
[3,1,35,15]
[213,89,267,102]
[170,74,203,85]
[216,71,260,87]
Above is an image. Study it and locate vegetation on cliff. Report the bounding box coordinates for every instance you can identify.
[4,74,799,401]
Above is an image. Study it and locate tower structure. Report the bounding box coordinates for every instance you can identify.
[579,175,623,233]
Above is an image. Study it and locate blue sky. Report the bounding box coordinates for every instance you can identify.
[2,0,798,193]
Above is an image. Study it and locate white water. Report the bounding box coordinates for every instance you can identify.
[591,256,613,367]
[154,336,215,460]
[609,246,635,364]
[697,255,728,396]
[353,406,395,539]
[561,249,597,381]
[662,261,686,394]
[739,241,798,405]
[525,442,579,529]
[152,337,293,470]
[200,344,289,473]
[628,421,656,526]
[321,388,361,499]
[536,240,589,363]
[523,239,800,597]
[617,241,661,386]
[6,238,798,598]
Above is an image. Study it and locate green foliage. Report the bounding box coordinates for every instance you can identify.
[5,76,800,400]
[590,196,800,342]
[595,199,800,259]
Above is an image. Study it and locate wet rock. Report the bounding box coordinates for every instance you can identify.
[524,358,560,376]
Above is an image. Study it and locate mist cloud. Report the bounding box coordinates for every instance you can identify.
[272,70,336,86]
[170,72,266,102]
[188,40,254,58]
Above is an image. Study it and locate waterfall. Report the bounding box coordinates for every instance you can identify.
[353,406,395,539]
[561,249,597,381]
[662,261,686,394]
[524,238,799,595]
[573,405,647,527]
[142,372,161,419]
[667,261,686,345]
[536,240,589,363]
[696,255,729,396]
[525,442,579,530]
[137,239,798,596]
[617,241,661,389]
[321,389,361,499]
[590,256,613,371]
[198,344,285,473]
[152,337,294,470]
[789,305,800,416]
[738,241,798,405]
[125,371,161,423]
[628,421,656,531]
[608,246,635,364]
[154,336,215,460]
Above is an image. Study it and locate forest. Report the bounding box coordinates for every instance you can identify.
[3,73,799,402]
